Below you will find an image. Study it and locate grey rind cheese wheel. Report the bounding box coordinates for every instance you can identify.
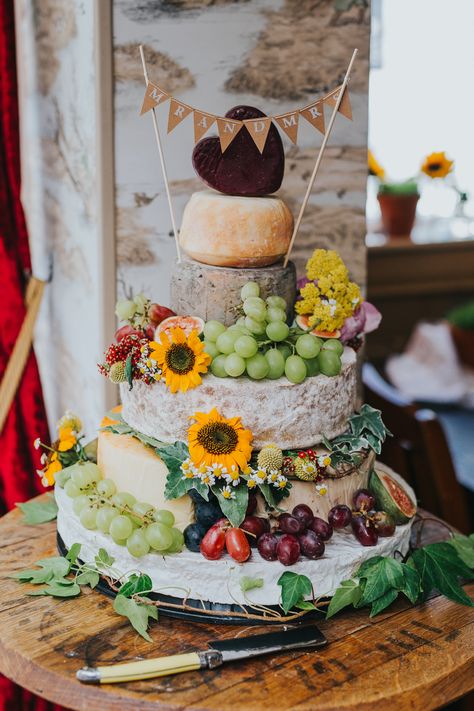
[170,258,297,325]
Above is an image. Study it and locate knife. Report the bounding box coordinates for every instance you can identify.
[76,624,326,684]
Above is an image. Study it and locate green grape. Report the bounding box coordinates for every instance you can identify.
[246,353,270,380]
[244,316,266,335]
[80,506,98,530]
[265,348,286,379]
[64,479,81,499]
[97,479,117,497]
[318,350,342,377]
[234,335,258,358]
[127,529,151,558]
[71,465,94,489]
[133,501,155,518]
[112,492,136,509]
[236,316,247,329]
[216,330,238,355]
[241,282,260,300]
[296,334,321,359]
[73,495,90,516]
[109,514,133,541]
[285,355,307,384]
[203,320,225,342]
[154,509,175,527]
[166,527,185,553]
[266,321,290,342]
[266,306,286,323]
[266,295,287,310]
[55,469,71,488]
[243,301,266,322]
[321,338,344,356]
[277,343,292,360]
[96,506,116,533]
[304,357,320,377]
[145,522,173,551]
[204,341,220,359]
[225,353,246,377]
[210,354,228,378]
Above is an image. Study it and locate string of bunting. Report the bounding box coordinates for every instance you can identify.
[139,82,352,153]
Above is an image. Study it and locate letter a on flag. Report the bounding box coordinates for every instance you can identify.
[274,112,299,144]
[216,118,243,152]
[243,117,272,153]
[325,85,352,120]
[300,100,325,135]
[140,82,169,115]
[193,110,216,143]
[167,99,193,133]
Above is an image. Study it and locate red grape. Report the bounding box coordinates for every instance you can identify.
[241,516,266,546]
[328,505,352,529]
[298,530,325,559]
[200,524,226,560]
[353,489,376,511]
[309,517,333,541]
[257,532,278,561]
[292,504,314,529]
[225,528,251,562]
[246,492,257,515]
[279,513,305,535]
[351,515,378,546]
[260,517,271,533]
[373,510,396,537]
[277,534,301,565]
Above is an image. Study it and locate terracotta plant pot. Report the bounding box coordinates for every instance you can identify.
[377,193,419,237]
[449,323,474,368]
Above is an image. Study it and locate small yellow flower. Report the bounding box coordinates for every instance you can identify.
[247,478,257,489]
[40,455,62,487]
[57,427,77,452]
[368,149,385,179]
[255,468,267,481]
[222,485,235,500]
[421,151,453,179]
[58,411,82,433]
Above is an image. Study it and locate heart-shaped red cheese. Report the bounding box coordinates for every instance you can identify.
[192,105,284,197]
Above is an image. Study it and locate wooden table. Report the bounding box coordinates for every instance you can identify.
[0,497,473,711]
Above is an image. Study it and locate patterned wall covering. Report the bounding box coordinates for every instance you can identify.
[114,0,370,305]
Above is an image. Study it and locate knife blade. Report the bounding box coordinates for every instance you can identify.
[76,625,327,684]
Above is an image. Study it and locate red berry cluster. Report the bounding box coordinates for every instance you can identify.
[282,456,296,477]
[97,334,153,383]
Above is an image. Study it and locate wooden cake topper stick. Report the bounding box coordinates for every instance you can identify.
[283,48,358,269]
[139,45,181,262]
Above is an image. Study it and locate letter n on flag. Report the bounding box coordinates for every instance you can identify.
[140,82,169,115]
[243,117,272,153]
[325,85,352,120]
[300,100,325,135]
[216,118,243,152]
[274,112,299,144]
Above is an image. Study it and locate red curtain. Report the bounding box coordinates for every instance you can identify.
[0,2,61,709]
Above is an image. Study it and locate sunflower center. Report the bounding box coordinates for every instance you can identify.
[428,162,441,171]
[197,421,239,455]
[165,343,196,374]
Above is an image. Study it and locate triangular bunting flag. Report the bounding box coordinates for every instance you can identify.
[216,117,243,152]
[167,99,193,134]
[274,112,300,145]
[243,117,272,153]
[325,85,352,120]
[193,110,216,143]
[300,100,325,135]
[140,82,169,116]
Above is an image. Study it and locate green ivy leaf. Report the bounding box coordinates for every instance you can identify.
[113,595,158,642]
[119,574,153,598]
[326,579,362,618]
[295,600,317,611]
[159,442,194,500]
[16,496,58,525]
[277,571,312,614]
[350,404,389,441]
[240,576,264,592]
[410,542,474,607]
[125,354,133,391]
[359,557,405,605]
[212,485,248,527]
[76,570,100,589]
[369,588,399,617]
[449,534,474,568]
[134,432,166,449]
[94,549,115,570]
[401,565,421,604]
[66,543,82,566]
[257,482,277,509]
[14,556,71,585]
[30,581,81,598]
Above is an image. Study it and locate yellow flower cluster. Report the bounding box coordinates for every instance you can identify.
[295,249,362,332]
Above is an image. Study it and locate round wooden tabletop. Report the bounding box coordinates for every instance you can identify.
[0,497,473,711]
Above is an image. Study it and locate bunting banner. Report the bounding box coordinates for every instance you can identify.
[140,80,352,153]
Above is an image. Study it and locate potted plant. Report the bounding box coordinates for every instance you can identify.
[446,301,474,368]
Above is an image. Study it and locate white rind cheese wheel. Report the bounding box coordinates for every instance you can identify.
[178,190,294,268]
[120,347,357,450]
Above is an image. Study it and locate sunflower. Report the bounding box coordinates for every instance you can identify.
[421,151,453,179]
[149,327,211,394]
[188,408,253,471]
[368,150,385,179]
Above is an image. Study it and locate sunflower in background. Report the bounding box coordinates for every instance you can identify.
[421,151,454,179]
[368,149,385,179]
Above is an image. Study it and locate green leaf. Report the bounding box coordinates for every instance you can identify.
[83,438,98,462]
[135,432,166,449]
[326,579,362,618]
[66,543,82,566]
[258,482,277,509]
[159,442,193,500]
[410,542,474,607]
[94,548,115,569]
[113,595,158,641]
[104,423,134,435]
[119,573,153,598]
[449,534,474,568]
[350,404,389,441]
[76,570,100,589]
[401,565,421,604]
[370,588,399,617]
[240,576,264,592]
[359,557,405,605]
[295,600,317,611]
[277,572,312,614]
[125,354,133,391]
[16,496,58,525]
[31,581,81,598]
[212,485,248,527]
[14,568,55,585]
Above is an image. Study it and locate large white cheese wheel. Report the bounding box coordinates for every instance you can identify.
[97,430,193,528]
[178,190,294,268]
[120,347,357,450]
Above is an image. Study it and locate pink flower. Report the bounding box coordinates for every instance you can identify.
[340,302,382,342]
